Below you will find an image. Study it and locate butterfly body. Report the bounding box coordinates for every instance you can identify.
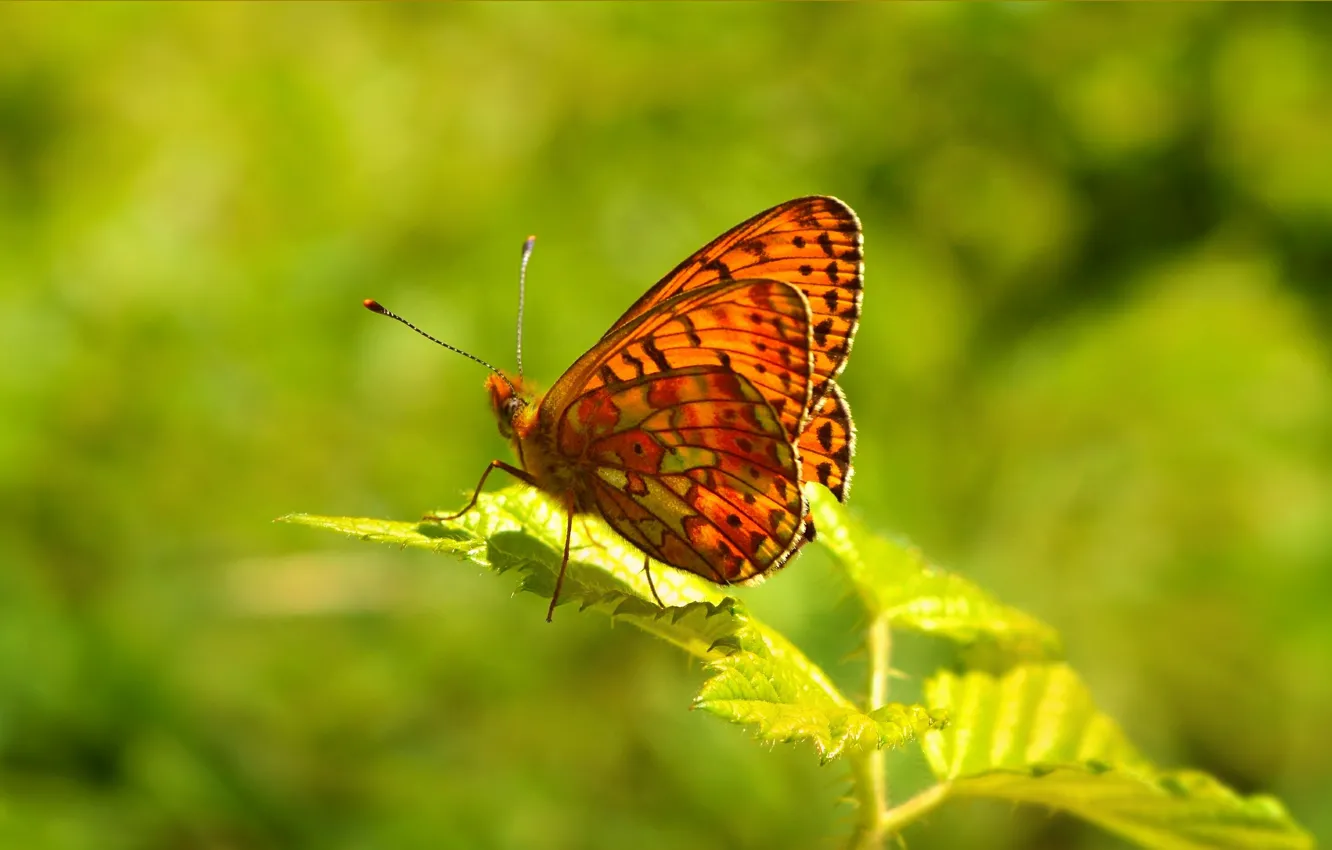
[426,197,862,618]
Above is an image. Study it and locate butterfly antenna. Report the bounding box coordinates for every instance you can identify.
[516,235,535,380]
[363,299,518,397]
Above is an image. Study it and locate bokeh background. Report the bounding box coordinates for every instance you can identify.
[2,4,1329,849]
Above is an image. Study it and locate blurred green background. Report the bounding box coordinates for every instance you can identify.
[2,4,1329,849]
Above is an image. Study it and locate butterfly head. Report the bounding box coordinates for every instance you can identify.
[486,372,533,440]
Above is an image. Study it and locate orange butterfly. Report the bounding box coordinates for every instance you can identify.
[366,196,862,620]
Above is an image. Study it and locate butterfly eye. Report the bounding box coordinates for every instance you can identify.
[493,395,525,440]
[502,397,525,423]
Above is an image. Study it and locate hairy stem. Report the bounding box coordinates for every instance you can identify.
[848,615,893,850]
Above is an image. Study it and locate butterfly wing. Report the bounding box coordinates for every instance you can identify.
[607,196,863,407]
[554,278,815,442]
[583,364,807,583]
[797,380,855,502]
[536,279,815,583]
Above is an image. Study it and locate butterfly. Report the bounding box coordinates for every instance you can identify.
[366,196,862,620]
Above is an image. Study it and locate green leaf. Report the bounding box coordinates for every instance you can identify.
[810,488,1061,662]
[280,487,942,760]
[695,623,946,764]
[916,664,1312,850]
[280,488,736,657]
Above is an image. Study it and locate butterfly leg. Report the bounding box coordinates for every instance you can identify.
[546,491,577,623]
[425,459,536,522]
[642,556,666,610]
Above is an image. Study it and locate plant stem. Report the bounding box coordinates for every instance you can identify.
[880,783,950,836]
[848,615,892,850]
[868,614,890,715]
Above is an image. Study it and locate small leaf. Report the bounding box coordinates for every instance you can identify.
[695,625,944,764]
[810,488,1061,661]
[918,664,1312,850]
[282,487,941,761]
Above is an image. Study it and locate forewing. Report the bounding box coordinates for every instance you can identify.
[547,279,815,444]
[797,380,855,502]
[578,365,809,584]
[608,196,863,406]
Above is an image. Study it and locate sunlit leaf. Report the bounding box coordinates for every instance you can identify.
[681,596,946,762]
[281,488,733,655]
[918,664,1312,850]
[810,489,1061,662]
[281,486,942,760]
[695,624,946,764]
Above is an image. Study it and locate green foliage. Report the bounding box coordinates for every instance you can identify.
[283,489,946,764]
[283,487,1311,849]
[693,642,941,764]
[920,665,1309,850]
[811,492,1062,663]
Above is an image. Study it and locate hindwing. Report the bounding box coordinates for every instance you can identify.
[796,380,855,502]
[540,280,818,583]
[579,365,807,583]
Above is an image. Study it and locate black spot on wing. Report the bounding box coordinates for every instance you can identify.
[813,318,834,347]
[641,335,672,372]
[598,364,623,387]
[817,420,834,452]
[704,258,734,280]
[679,313,703,347]
[739,238,771,261]
[621,349,646,377]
